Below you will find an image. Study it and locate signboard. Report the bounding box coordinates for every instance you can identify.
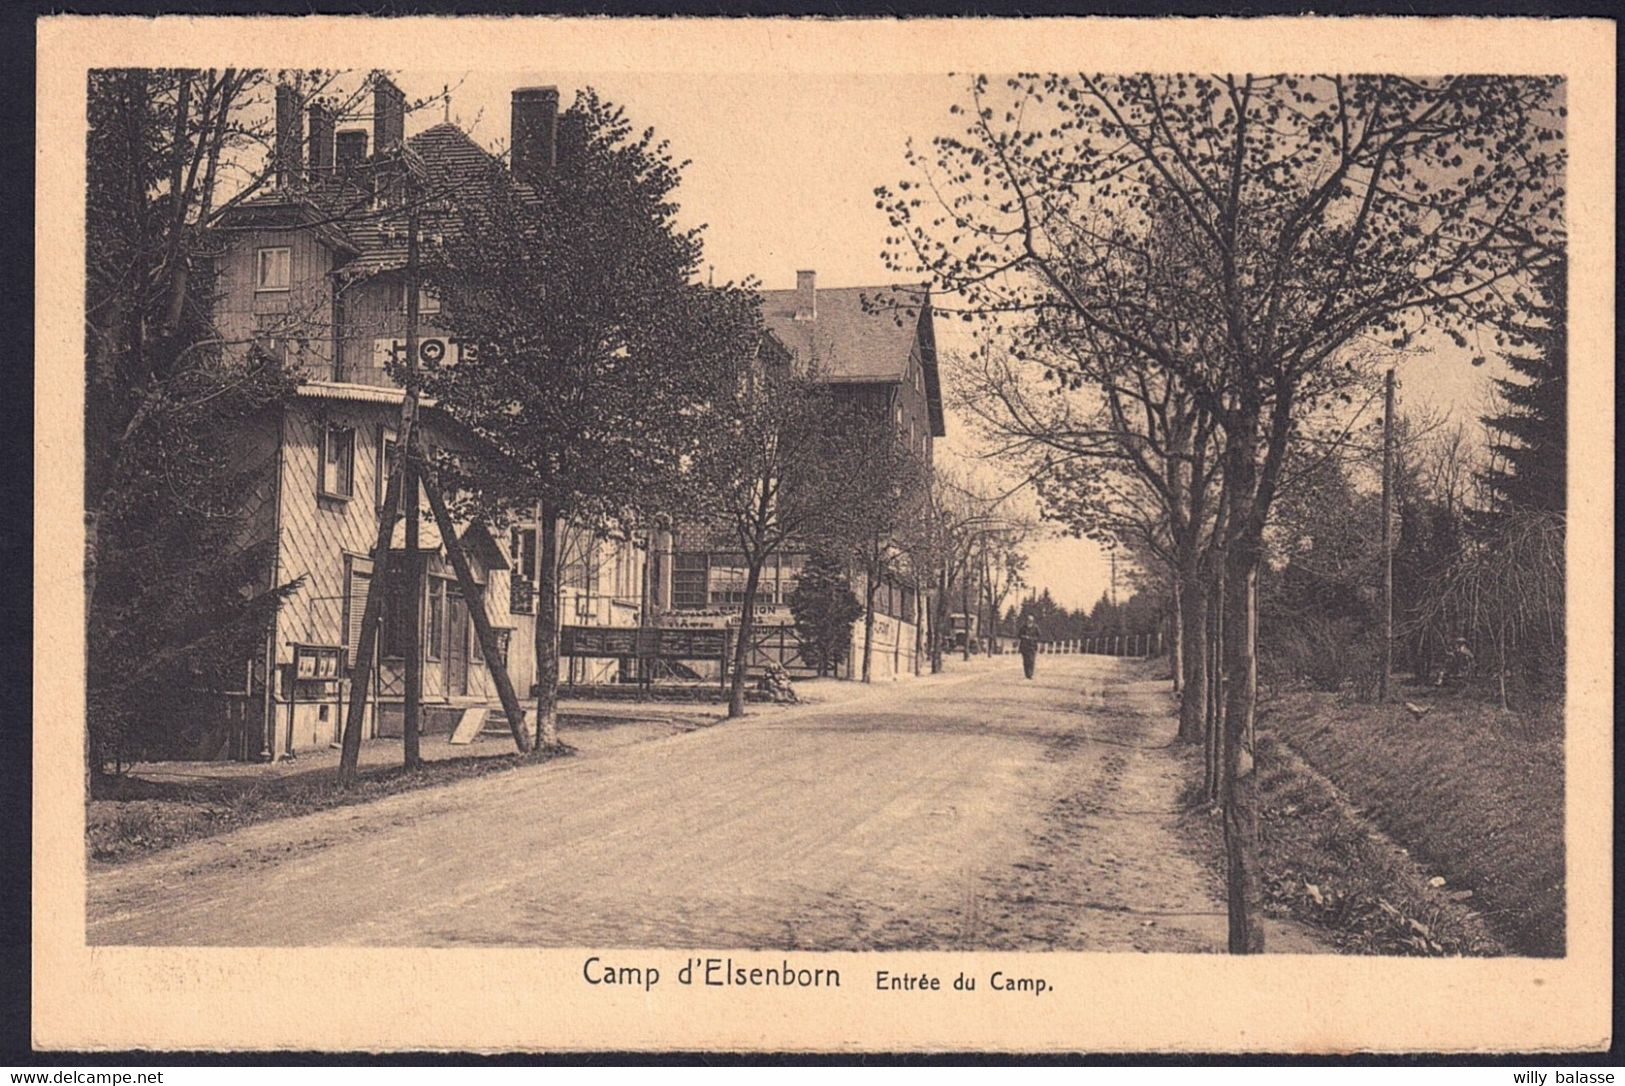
[655,628,729,660]
[372,336,478,370]
[291,643,344,681]
[559,626,726,661]
[655,604,794,630]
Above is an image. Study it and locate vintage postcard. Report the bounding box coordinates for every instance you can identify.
[33,14,1613,1054]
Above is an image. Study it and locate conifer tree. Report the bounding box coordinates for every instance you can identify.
[1482,257,1567,517]
[788,550,864,677]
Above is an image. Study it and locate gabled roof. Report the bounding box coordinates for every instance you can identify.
[229,122,531,280]
[759,285,925,382]
[387,518,508,573]
[759,284,945,437]
[218,191,362,256]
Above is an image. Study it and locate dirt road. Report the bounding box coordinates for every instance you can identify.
[87,655,1321,951]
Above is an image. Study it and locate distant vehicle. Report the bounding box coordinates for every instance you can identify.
[947,612,979,653]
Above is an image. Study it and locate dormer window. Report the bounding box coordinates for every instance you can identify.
[396,281,441,316]
[255,246,291,292]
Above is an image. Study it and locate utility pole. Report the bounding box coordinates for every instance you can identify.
[402,195,423,769]
[338,163,532,785]
[1379,367,1395,703]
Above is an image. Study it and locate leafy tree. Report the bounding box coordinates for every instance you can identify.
[421,89,761,749]
[85,68,305,773]
[788,550,864,677]
[882,71,1565,952]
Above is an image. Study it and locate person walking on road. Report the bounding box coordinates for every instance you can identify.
[1018,616,1041,680]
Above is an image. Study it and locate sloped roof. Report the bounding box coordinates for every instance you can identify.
[760,283,944,436]
[218,191,362,256]
[335,125,532,279]
[231,122,530,280]
[759,284,928,383]
[386,518,509,573]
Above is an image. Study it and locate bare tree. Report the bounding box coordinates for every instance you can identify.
[830,414,933,683]
[689,353,859,716]
[882,72,1565,952]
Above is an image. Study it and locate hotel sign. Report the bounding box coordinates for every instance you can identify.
[372,336,479,369]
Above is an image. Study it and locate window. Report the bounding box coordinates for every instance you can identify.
[775,554,806,605]
[563,537,596,592]
[425,578,446,660]
[255,246,291,292]
[398,280,441,315]
[252,313,288,364]
[319,425,355,499]
[508,526,537,614]
[379,563,406,660]
[509,526,537,581]
[377,428,403,511]
[707,553,749,606]
[673,553,708,609]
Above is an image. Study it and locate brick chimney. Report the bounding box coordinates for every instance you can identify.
[510,86,559,180]
[274,84,304,189]
[373,75,406,154]
[795,270,817,321]
[307,99,335,175]
[334,128,369,171]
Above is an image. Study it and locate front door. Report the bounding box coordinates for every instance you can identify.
[446,585,470,697]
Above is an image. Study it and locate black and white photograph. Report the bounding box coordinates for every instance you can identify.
[33,14,1613,1055]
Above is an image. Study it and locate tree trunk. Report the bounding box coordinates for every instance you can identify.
[1170,586,1184,693]
[932,569,950,673]
[728,557,765,718]
[1220,432,1265,955]
[861,568,878,683]
[1176,563,1207,744]
[916,582,929,673]
[533,506,561,752]
[960,569,971,661]
[1203,565,1224,804]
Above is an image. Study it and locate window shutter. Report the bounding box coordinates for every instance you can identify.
[346,557,374,668]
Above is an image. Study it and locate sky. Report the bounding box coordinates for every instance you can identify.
[361,70,1502,611]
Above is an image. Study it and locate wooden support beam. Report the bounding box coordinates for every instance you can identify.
[413,431,533,753]
[338,415,413,784]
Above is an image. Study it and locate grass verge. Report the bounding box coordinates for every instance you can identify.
[1266,687,1563,956]
[88,746,570,865]
[1178,685,1562,956]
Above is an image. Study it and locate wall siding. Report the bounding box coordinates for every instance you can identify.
[216,227,338,381]
[271,398,534,753]
[335,271,459,387]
